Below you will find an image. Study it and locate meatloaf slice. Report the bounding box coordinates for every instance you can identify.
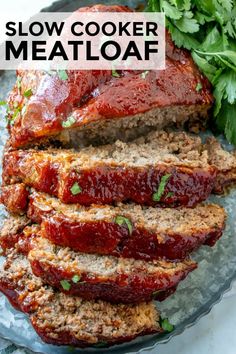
[0,183,29,215]
[0,188,226,261]
[0,251,162,347]
[2,131,217,207]
[0,215,31,253]
[6,6,212,149]
[25,228,197,303]
[26,190,225,261]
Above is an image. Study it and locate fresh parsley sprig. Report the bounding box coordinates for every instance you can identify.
[146,0,236,145]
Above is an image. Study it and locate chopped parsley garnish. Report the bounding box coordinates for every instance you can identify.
[196,82,203,92]
[57,69,68,81]
[12,107,21,121]
[60,280,71,291]
[153,174,172,202]
[23,88,33,98]
[112,69,120,78]
[141,70,149,79]
[62,116,76,128]
[16,76,21,91]
[115,216,133,235]
[166,191,174,199]
[72,275,81,283]
[70,182,82,195]
[160,317,174,332]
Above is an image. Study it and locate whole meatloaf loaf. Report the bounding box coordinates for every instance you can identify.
[0,251,162,347]
[24,227,197,303]
[0,189,226,261]
[2,131,218,207]
[6,6,212,149]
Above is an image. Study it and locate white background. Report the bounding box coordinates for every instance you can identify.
[1,1,236,354]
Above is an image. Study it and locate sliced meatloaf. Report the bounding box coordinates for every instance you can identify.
[32,191,225,260]
[0,220,178,302]
[2,131,218,207]
[0,183,29,214]
[0,189,226,261]
[0,251,162,347]
[6,6,212,149]
[0,215,30,253]
[24,227,197,303]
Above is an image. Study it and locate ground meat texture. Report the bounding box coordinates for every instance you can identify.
[0,183,29,214]
[26,231,197,303]
[0,251,162,347]
[2,131,218,208]
[0,188,226,261]
[0,215,31,253]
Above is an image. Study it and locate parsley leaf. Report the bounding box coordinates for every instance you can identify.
[57,69,68,81]
[62,116,76,128]
[72,275,81,283]
[60,280,71,291]
[145,0,236,145]
[70,182,82,195]
[166,191,174,198]
[153,174,172,202]
[0,101,7,106]
[196,82,203,92]
[115,216,133,234]
[23,89,33,98]
[16,76,21,91]
[160,317,174,332]
[141,70,150,79]
[112,69,120,78]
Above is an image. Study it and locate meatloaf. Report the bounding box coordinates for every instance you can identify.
[0,183,29,214]
[205,137,236,193]
[0,188,226,261]
[6,6,212,149]
[21,226,196,303]
[0,215,30,252]
[0,250,162,346]
[2,131,218,207]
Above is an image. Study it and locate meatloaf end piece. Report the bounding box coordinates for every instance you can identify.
[26,228,197,303]
[0,251,162,347]
[6,6,212,149]
[2,131,218,207]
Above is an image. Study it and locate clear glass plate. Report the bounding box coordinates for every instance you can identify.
[0,1,236,353]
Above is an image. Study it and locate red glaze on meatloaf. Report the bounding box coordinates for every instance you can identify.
[23,227,197,304]
[0,220,178,302]
[2,130,218,207]
[0,183,29,214]
[0,188,226,261]
[6,5,212,148]
[0,251,162,347]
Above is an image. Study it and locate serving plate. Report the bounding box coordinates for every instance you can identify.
[0,1,236,353]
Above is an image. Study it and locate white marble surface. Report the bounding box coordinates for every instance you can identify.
[0,1,236,353]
